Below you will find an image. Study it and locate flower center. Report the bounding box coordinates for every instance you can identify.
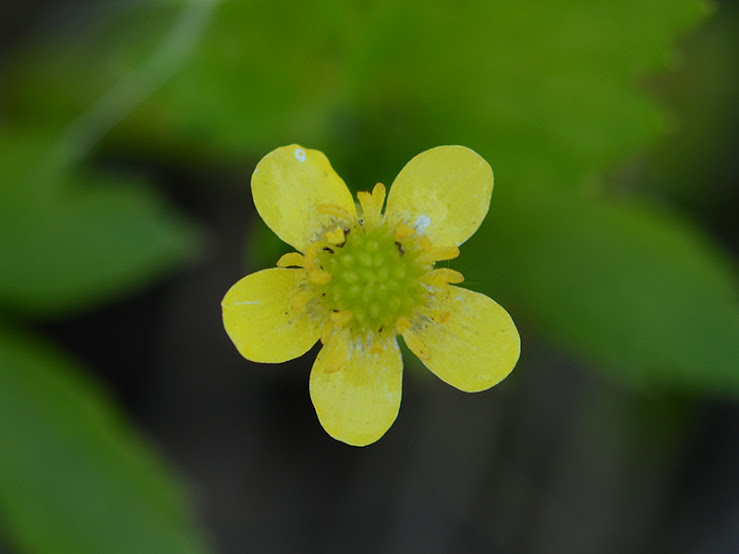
[282,183,464,348]
[318,227,426,332]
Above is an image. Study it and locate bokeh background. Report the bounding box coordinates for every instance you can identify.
[0,0,737,553]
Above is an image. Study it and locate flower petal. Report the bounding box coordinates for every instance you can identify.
[385,146,494,248]
[310,332,403,446]
[403,286,519,392]
[222,268,320,363]
[252,145,357,252]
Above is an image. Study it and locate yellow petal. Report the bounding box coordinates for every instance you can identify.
[252,145,357,252]
[385,146,494,249]
[402,286,519,392]
[310,331,403,446]
[222,268,321,363]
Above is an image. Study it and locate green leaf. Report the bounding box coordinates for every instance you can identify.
[153,0,704,184]
[638,8,739,210]
[336,0,709,190]
[0,3,182,133]
[3,0,708,178]
[0,135,200,318]
[0,327,211,554]
[460,188,739,392]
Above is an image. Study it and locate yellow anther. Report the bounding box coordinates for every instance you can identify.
[424,268,464,288]
[395,316,412,335]
[393,223,415,241]
[330,310,353,326]
[437,268,464,284]
[430,246,460,262]
[317,203,352,219]
[357,183,386,229]
[418,235,433,253]
[290,289,316,314]
[276,252,305,268]
[357,190,373,213]
[371,182,386,205]
[309,269,332,284]
[325,226,346,245]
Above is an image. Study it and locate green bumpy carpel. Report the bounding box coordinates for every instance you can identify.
[318,227,425,332]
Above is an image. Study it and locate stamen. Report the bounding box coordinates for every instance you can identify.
[393,223,415,241]
[325,226,346,245]
[357,183,386,229]
[418,235,433,253]
[429,246,460,262]
[372,182,386,205]
[317,203,353,219]
[276,252,305,268]
[309,269,332,284]
[330,310,354,327]
[290,289,317,314]
[423,268,465,288]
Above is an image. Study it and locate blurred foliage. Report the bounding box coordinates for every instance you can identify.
[0,3,210,553]
[0,0,737,552]
[639,2,739,225]
[0,133,198,317]
[0,328,210,554]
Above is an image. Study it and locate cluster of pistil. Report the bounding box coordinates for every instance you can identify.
[276,183,464,358]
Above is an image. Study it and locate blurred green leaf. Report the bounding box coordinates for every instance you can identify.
[4,0,708,181]
[130,0,705,184]
[637,5,739,220]
[0,327,211,554]
[461,187,739,392]
[0,134,199,317]
[0,3,181,132]
[336,0,709,190]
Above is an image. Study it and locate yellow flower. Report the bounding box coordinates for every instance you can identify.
[222,145,520,446]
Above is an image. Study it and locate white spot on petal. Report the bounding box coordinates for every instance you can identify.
[295,147,306,162]
[233,300,261,305]
[415,214,431,234]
